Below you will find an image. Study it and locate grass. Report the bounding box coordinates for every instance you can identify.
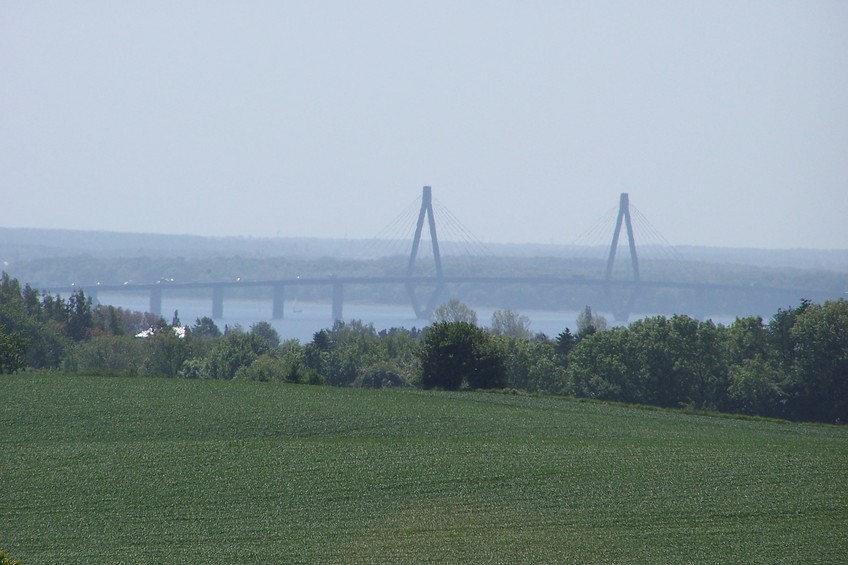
[2,374,847,563]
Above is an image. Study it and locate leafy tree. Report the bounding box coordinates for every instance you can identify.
[420,322,504,390]
[250,321,281,349]
[375,328,422,385]
[311,329,331,351]
[66,288,93,341]
[66,335,146,377]
[497,336,566,394]
[466,335,506,390]
[627,316,682,407]
[555,328,576,361]
[567,327,641,401]
[304,320,382,386]
[0,281,66,369]
[301,324,421,387]
[688,319,731,410]
[665,315,727,409]
[0,325,27,374]
[767,299,811,372]
[0,273,23,309]
[787,299,848,423]
[22,283,42,319]
[204,331,270,380]
[576,305,607,338]
[40,293,67,325]
[224,323,244,335]
[144,327,189,378]
[90,305,162,336]
[191,316,222,339]
[727,356,787,417]
[420,322,475,390]
[432,299,477,325]
[178,357,209,379]
[568,315,729,409]
[93,304,126,336]
[279,339,322,384]
[725,316,769,365]
[22,319,66,369]
[490,309,532,339]
[630,315,723,408]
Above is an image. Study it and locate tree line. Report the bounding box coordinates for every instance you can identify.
[1,273,845,424]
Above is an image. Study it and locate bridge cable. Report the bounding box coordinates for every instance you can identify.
[566,204,619,260]
[360,194,424,259]
[628,204,687,265]
[431,197,498,260]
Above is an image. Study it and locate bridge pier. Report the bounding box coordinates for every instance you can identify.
[601,280,641,323]
[688,290,707,320]
[604,193,640,323]
[611,309,630,323]
[272,284,286,320]
[212,285,224,319]
[405,185,445,319]
[406,280,445,320]
[149,287,162,316]
[332,281,344,322]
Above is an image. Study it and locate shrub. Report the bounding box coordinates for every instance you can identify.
[235,346,322,385]
[142,328,190,378]
[0,547,22,565]
[727,356,787,418]
[353,361,410,388]
[178,357,210,379]
[204,332,268,380]
[64,335,145,377]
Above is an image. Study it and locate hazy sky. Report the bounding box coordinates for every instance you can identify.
[2,1,847,250]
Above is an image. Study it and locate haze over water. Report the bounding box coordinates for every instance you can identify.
[97,292,739,343]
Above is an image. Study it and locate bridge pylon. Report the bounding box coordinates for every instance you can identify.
[406,186,445,319]
[605,193,641,321]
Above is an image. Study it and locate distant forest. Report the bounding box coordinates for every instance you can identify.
[2,227,847,269]
[1,228,845,319]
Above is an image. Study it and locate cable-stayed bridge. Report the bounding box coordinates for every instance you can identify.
[49,187,842,322]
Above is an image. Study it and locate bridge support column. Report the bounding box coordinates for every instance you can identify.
[332,281,344,322]
[212,286,224,319]
[607,283,640,322]
[272,284,286,320]
[405,185,445,319]
[688,290,707,321]
[149,287,162,316]
[605,193,640,321]
[405,280,445,320]
[606,193,640,281]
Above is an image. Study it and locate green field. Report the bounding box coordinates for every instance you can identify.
[2,375,846,563]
